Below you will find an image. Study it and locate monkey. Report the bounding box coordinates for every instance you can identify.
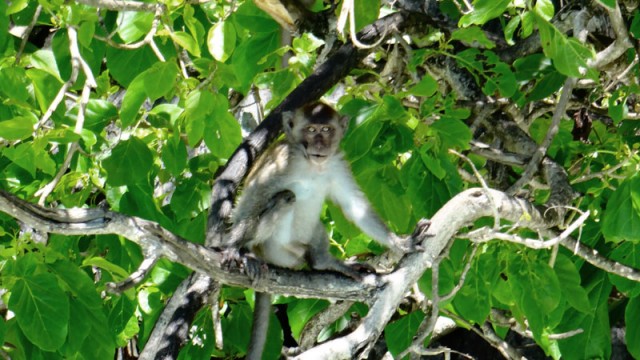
[226,101,428,359]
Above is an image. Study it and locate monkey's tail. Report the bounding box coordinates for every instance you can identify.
[247,292,272,360]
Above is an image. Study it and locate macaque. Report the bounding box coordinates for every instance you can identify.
[227,101,426,359]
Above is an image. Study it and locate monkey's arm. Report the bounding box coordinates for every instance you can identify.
[330,161,418,252]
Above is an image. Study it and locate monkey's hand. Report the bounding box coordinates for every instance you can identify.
[221,248,268,286]
[393,219,433,253]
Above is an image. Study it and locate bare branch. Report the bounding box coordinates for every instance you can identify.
[507,77,576,193]
[15,5,42,64]
[75,0,159,12]
[0,190,376,301]
[35,26,97,205]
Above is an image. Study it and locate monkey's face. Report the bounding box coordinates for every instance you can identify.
[283,102,347,165]
[300,123,342,164]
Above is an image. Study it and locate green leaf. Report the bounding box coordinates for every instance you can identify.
[408,75,438,97]
[170,178,211,221]
[631,10,640,39]
[287,299,329,339]
[534,0,555,20]
[0,318,5,349]
[6,0,27,14]
[120,74,147,127]
[170,31,201,57]
[27,68,63,114]
[82,257,130,279]
[596,0,615,8]
[529,71,566,101]
[420,152,446,179]
[626,296,640,358]
[459,0,510,27]
[344,120,382,161]
[451,26,495,48]
[108,296,139,346]
[384,311,425,356]
[51,261,115,357]
[117,11,153,43]
[9,273,70,351]
[102,137,154,186]
[0,67,31,103]
[508,257,561,341]
[3,139,56,177]
[602,175,640,243]
[29,50,62,80]
[162,133,188,176]
[483,52,517,97]
[609,243,640,297]
[536,14,594,77]
[0,2,7,52]
[68,99,119,131]
[558,272,612,360]
[230,31,279,90]
[121,61,178,127]
[184,90,215,145]
[224,303,253,354]
[353,0,380,32]
[554,255,590,313]
[405,155,454,217]
[608,89,628,123]
[504,15,520,45]
[205,112,242,159]
[0,117,34,141]
[452,253,496,324]
[208,20,236,62]
[143,61,179,100]
[106,46,161,87]
[431,118,472,150]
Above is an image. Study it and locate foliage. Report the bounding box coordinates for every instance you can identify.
[0,0,639,359]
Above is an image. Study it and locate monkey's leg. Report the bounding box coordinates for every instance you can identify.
[247,292,272,360]
[223,190,296,278]
[306,223,365,280]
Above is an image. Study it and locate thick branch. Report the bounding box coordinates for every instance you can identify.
[0,190,373,300]
[295,188,558,359]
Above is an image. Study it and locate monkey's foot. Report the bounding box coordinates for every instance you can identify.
[344,261,376,278]
[221,248,268,285]
[412,218,433,243]
[243,254,268,286]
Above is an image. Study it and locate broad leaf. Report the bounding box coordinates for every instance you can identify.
[9,273,70,351]
[602,175,640,243]
[208,20,236,62]
[0,117,34,141]
[459,0,510,27]
[384,311,425,357]
[102,137,154,186]
[536,14,594,78]
[626,296,640,358]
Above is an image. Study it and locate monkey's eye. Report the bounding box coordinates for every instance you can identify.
[306,126,316,133]
[321,126,331,132]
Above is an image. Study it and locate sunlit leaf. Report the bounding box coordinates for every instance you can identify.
[208,20,236,62]
[459,0,510,27]
[0,117,33,140]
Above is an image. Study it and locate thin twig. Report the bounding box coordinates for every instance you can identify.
[15,5,42,64]
[35,26,96,205]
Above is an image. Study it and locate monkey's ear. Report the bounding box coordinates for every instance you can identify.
[282,111,295,135]
[339,115,349,130]
[282,111,294,127]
